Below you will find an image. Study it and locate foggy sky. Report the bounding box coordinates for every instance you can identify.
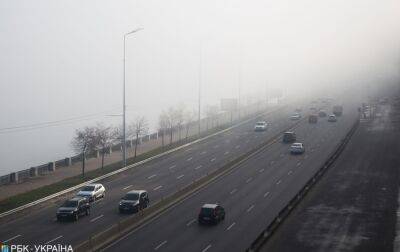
[0,0,399,175]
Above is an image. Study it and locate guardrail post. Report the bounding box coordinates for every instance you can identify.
[109,146,112,154]
[10,172,19,183]
[29,167,38,177]
[48,162,55,172]
[65,157,72,166]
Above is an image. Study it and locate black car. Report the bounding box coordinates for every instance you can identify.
[198,204,225,225]
[56,197,90,221]
[282,131,296,143]
[119,190,149,213]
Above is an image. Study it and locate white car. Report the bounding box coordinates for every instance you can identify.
[290,143,305,154]
[77,183,106,202]
[290,113,301,120]
[328,114,337,122]
[254,121,268,131]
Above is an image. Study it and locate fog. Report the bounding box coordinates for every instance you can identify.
[0,0,399,175]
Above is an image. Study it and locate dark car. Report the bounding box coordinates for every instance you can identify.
[283,131,296,143]
[119,190,149,214]
[308,114,318,123]
[56,197,90,221]
[318,110,327,117]
[198,204,225,225]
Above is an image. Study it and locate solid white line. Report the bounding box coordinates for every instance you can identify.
[186,219,197,226]
[230,189,237,195]
[201,151,207,155]
[123,185,133,190]
[154,240,167,250]
[247,205,255,213]
[169,165,176,169]
[264,191,270,198]
[288,170,293,175]
[226,222,236,231]
[246,178,252,183]
[187,157,193,161]
[148,174,157,179]
[202,244,212,252]
[224,151,230,155]
[90,214,104,223]
[195,165,203,170]
[276,180,281,185]
[153,185,163,191]
[210,158,216,162]
[177,175,184,180]
[3,234,21,243]
[259,168,265,173]
[45,235,63,244]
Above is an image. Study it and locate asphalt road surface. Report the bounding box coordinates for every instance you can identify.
[261,101,400,252]
[0,103,309,246]
[103,104,359,252]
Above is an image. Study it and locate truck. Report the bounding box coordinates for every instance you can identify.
[333,105,343,116]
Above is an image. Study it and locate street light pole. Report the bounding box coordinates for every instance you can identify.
[123,28,143,167]
[198,42,202,136]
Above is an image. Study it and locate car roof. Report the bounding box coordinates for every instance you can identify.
[127,190,147,195]
[85,183,103,187]
[69,196,86,201]
[256,121,266,123]
[292,142,303,145]
[284,131,294,134]
[202,203,218,209]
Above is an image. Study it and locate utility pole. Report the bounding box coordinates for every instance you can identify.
[198,41,202,136]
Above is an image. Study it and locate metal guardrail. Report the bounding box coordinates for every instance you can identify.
[246,118,360,252]
[0,105,286,219]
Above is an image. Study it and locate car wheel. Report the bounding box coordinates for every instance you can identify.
[86,208,90,216]
[74,214,79,221]
[102,192,106,198]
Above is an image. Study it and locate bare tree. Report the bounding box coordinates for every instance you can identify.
[71,126,96,178]
[167,107,177,144]
[93,124,116,169]
[159,111,169,147]
[184,110,195,139]
[128,116,149,158]
[174,105,185,141]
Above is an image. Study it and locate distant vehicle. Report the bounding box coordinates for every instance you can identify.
[318,110,327,117]
[295,108,302,112]
[283,131,296,143]
[56,197,90,221]
[254,121,268,131]
[328,114,337,122]
[308,114,318,123]
[379,98,388,105]
[290,143,305,154]
[198,204,225,225]
[290,113,301,120]
[76,183,105,202]
[333,105,343,116]
[119,190,149,214]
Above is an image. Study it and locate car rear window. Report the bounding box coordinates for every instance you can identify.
[124,193,139,201]
[62,200,78,207]
[81,186,95,191]
[200,207,214,215]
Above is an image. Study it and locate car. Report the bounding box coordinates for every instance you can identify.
[295,108,302,113]
[308,114,318,123]
[318,110,327,117]
[254,121,268,131]
[119,190,149,213]
[290,113,301,120]
[328,114,337,122]
[56,197,90,221]
[198,204,225,225]
[282,131,296,143]
[76,183,106,202]
[290,143,305,154]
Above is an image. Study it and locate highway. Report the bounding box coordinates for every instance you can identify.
[0,102,309,247]
[104,103,359,251]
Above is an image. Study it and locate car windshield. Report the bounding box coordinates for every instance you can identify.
[256,122,265,126]
[61,200,78,208]
[200,207,214,215]
[123,193,139,201]
[81,186,95,191]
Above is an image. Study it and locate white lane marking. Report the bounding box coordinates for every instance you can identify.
[187,157,193,161]
[169,165,176,170]
[186,148,192,152]
[214,145,219,149]
[210,158,216,162]
[259,168,265,173]
[186,219,197,226]
[270,161,275,165]
[224,151,230,155]
[202,244,212,252]
[247,205,255,213]
[297,162,301,167]
[201,151,207,155]
[226,222,236,231]
[195,165,203,170]
[230,189,237,195]
[276,180,282,185]
[45,235,63,244]
[264,191,270,198]
[90,214,104,223]
[153,185,163,191]
[246,178,252,183]
[154,240,167,250]
[177,175,184,180]
[235,145,240,149]
[288,170,293,175]
[148,174,157,179]
[3,234,21,243]
[123,185,133,190]
[304,154,308,159]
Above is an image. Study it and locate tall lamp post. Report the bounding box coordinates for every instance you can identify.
[123,28,143,167]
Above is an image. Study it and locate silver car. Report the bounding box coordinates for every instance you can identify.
[76,183,106,202]
[290,143,305,154]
